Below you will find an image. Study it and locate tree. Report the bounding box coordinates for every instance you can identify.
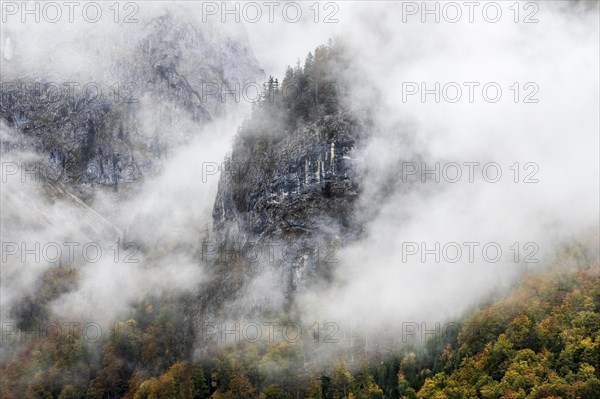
[261,384,292,399]
[58,384,84,399]
[304,52,314,71]
[353,369,383,399]
[224,372,255,399]
[485,334,515,380]
[131,362,208,399]
[506,315,536,350]
[307,377,324,399]
[331,362,353,399]
[500,350,544,395]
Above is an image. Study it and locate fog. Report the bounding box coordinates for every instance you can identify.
[294,1,600,333]
[1,1,598,352]
[1,2,256,327]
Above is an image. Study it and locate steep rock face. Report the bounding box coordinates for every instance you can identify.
[0,12,264,200]
[206,43,364,317]
[214,114,360,240]
[1,87,143,192]
[194,112,363,344]
[211,114,363,307]
[133,13,263,119]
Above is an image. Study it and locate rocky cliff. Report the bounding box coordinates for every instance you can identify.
[207,43,365,315]
[0,12,264,201]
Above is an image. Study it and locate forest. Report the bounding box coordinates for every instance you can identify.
[1,237,598,398]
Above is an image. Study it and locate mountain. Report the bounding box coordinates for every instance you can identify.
[196,42,366,331]
[1,6,598,398]
[0,12,264,201]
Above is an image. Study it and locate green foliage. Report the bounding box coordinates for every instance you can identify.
[9,266,79,330]
[237,39,346,145]
[259,340,303,392]
[331,362,352,399]
[211,372,256,399]
[131,362,208,399]
[415,250,600,399]
[352,368,384,399]
[306,377,324,399]
[260,384,292,399]
[58,384,85,399]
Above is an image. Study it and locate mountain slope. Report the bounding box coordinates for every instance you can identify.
[0,12,264,201]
